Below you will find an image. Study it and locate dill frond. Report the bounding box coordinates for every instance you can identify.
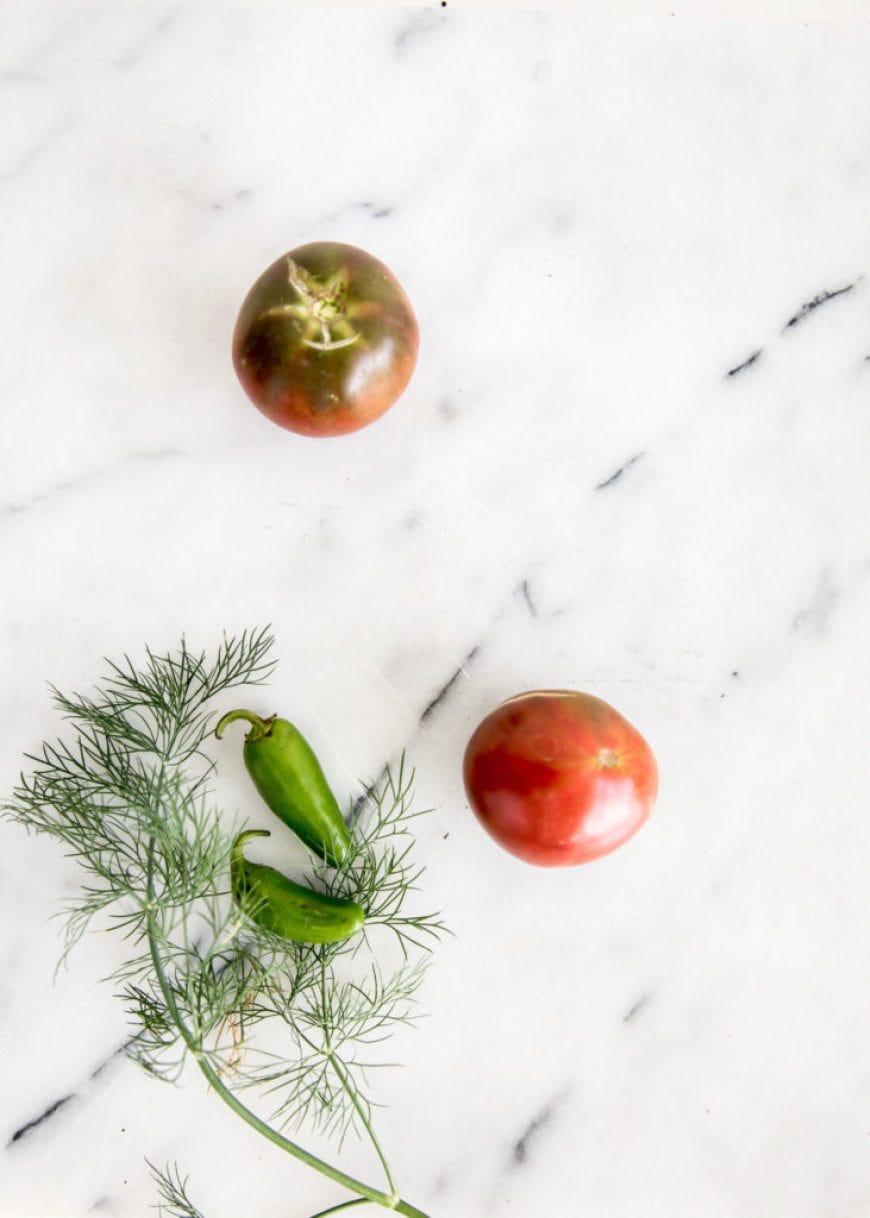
[148,1160,206,1218]
[3,629,444,1218]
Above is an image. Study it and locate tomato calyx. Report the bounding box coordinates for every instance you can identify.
[258,258,367,353]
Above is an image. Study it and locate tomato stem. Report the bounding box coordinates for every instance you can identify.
[284,258,361,352]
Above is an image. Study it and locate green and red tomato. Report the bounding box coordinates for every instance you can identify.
[232,242,418,437]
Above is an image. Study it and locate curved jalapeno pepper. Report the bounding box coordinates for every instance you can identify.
[231,830,365,944]
[215,709,351,867]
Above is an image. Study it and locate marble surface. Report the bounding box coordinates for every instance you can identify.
[2,4,870,1217]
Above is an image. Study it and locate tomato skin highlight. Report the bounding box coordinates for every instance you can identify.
[463,690,658,867]
[232,242,419,437]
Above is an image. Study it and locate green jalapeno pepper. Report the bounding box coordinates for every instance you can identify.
[231,830,365,944]
[215,708,351,867]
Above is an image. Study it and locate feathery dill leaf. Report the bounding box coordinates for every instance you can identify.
[3,629,444,1218]
[148,1161,206,1218]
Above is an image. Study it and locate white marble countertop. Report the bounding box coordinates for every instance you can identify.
[2,4,869,1217]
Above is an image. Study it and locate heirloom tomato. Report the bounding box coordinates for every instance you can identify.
[232,242,419,437]
[463,690,657,867]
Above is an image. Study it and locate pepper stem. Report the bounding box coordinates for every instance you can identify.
[215,708,275,741]
[231,828,270,866]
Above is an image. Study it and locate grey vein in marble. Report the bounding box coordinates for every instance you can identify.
[6,1038,132,1149]
[723,275,863,379]
[7,1092,75,1148]
[420,643,481,724]
[325,199,396,224]
[726,348,764,378]
[111,6,181,73]
[1,449,182,520]
[0,116,76,187]
[0,11,80,87]
[791,567,840,635]
[393,9,449,57]
[511,1088,569,1167]
[516,577,537,618]
[206,186,251,215]
[782,280,858,331]
[594,452,645,492]
[622,992,652,1024]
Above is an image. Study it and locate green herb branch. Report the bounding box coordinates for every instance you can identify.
[5,630,445,1218]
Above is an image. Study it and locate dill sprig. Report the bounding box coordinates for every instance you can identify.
[4,630,443,1218]
[148,1161,206,1218]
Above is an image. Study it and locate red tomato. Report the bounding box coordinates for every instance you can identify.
[232,242,419,437]
[463,690,657,867]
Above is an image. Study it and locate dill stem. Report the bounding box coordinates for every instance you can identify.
[308,1199,371,1218]
[319,957,399,1200]
[330,1049,397,1197]
[319,954,397,1193]
[144,841,430,1218]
